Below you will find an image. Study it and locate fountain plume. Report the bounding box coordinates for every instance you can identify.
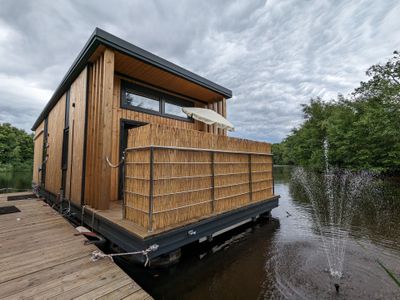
[293,139,371,279]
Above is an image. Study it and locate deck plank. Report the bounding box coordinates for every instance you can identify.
[0,193,151,300]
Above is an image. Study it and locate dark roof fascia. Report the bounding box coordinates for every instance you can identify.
[32,28,232,131]
[94,28,232,98]
[31,31,100,130]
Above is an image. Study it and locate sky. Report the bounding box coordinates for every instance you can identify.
[0,0,400,143]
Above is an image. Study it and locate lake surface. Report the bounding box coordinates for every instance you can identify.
[120,166,400,299]
[0,170,32,193]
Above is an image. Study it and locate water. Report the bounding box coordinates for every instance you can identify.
[0,170,32,193]
[118,166,400,299]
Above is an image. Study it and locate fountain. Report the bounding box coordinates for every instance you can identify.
[292,139,372,290]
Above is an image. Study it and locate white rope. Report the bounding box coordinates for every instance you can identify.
[106,156,124,168]
[91,244,159,267]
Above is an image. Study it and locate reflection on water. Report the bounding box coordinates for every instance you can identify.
[0,170,32,193]
[118,166,400,299]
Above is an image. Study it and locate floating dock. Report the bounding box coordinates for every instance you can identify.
[0,192,152,300]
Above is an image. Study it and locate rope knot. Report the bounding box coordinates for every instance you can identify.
[90,244,159,266]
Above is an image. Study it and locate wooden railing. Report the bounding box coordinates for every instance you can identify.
[123,145,274,232]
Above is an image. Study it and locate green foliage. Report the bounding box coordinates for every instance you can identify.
[273,51,400,173]
[0,123,33,172]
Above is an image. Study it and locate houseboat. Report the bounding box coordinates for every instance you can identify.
[32,28,279,264]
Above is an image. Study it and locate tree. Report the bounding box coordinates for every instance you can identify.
[0,123,33,171]
[273,51,400,173]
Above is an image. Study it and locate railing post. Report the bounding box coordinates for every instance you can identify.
[271,155,275,196]
[248,154,253,202]
[122,150,126,219]
[148,146,154,232]
[211,151,215,214]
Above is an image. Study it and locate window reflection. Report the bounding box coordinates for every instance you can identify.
[124,91,160,112]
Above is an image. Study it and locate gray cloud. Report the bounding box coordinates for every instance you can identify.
[0,0,399,142]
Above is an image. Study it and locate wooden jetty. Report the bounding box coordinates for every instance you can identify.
[0,192,152,300]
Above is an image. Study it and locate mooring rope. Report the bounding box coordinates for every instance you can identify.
[106,156,124,168]
[91,244,159,267]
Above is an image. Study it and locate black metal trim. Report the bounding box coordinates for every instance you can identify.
[211,152,215,213]
[81,64,91,205]
[118,119,148,199]
[120,80,194,123]
[64,89,70,128]
[61,128,69,191]
[148,147,155,231]
[32,28,231,130]
[41,117,49,187]
[272,156,275,196]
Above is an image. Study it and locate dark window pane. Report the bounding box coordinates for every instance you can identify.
[124,91,159,112]
[164,101,188,118]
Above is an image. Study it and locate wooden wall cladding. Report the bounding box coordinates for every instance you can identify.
[84,49,115,209]
[64,67,88,204]
[45,95,66,194]
[32,121,45,184]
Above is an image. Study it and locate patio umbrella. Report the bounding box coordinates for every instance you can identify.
[182,107,235,131]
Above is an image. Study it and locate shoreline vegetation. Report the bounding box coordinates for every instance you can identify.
[273,51,400,175]
[0,123,33,172]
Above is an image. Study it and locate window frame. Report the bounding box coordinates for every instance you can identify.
[120,80,194,122]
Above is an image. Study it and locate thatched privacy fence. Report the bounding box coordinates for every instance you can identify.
[124,124,274,232]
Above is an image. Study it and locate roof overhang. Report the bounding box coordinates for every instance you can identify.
[31,28,232,131]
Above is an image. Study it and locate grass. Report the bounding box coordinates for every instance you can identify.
[376,259,400,288]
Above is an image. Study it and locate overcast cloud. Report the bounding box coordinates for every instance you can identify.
[0,0,399,142]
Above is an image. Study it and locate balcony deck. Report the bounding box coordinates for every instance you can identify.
[72,124,279,262]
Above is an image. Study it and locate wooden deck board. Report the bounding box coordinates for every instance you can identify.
[0,193,152,300]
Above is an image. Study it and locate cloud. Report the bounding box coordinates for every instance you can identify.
[0,0,399,142]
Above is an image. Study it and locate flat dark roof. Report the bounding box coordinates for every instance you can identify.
[32,28,232,130]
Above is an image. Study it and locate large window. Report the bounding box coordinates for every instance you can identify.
[164,98,190,119]
[124,91,160,112]
[121,80,194,121]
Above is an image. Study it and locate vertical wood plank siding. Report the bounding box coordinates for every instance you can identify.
[84,49,115,209]
[99,49,115,209]
[64,67,88,204]
[32,121,45,184]
[45,96,66,194]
